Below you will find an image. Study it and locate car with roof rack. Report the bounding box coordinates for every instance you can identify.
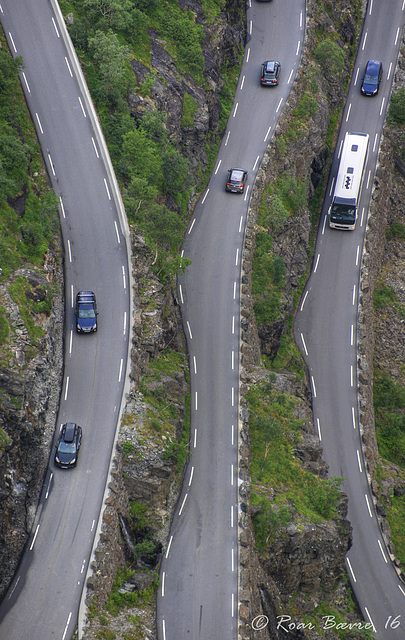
[75,290,98,333]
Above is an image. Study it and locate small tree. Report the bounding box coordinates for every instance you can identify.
[88,29,130,92]
[162,149,192,193]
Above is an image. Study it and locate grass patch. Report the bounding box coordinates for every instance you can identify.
[8,276,44,345]
[386,220,405,241]
[249,379,343,552]
[104,567,159,616]
[373,282,397,309]
[374,370,405,466]
[0,427,12,449]
[181,92,199,128]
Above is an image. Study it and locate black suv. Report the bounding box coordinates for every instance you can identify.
[260,60,281,86]
[225,168,248,193]
[55,423,82,469]
[75,290,98,333]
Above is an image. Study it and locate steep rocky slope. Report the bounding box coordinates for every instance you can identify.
[0,254,63,597]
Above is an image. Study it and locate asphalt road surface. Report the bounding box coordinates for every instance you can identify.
[294,1,405,636]
[0,2,131,639]
[157,1,305,638]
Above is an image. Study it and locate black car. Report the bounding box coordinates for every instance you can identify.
[260,60,281,86]
[55,423,82,469]
[225,168,248,193]
[360,60,383,96]
[75,290,98,333]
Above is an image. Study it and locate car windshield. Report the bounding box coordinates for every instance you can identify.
[231,171,244,182]
[78,306,96,318]
[58,441,76,454]
[364,73,377,85]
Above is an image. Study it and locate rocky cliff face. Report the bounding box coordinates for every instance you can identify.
[0,253,64,599]
[129,0,245,176]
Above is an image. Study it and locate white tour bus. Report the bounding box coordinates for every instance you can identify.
[329,131,369,230]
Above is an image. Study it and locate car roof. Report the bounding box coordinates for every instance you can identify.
[264,60,278,72]
[63,422,77,442]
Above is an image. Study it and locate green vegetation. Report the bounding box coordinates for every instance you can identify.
[373,279,405,320]
[314,39,346,75]
[8,276,54,346]
[122,440,135,457]
[104,566,159,616]
[374,371,405,465]
[373,282,397,309]
[0,45,59,279]
[249,379,343,552]
[0,427,12,450]
[181,92,199,128]
[252,233,285,325]
[304,601,375,639]
[0,307,9,347]
[386,220,405,241]
[133,349,191,471]
[59,0,242,283]
[0,36,59,360]
[388,88,405,125]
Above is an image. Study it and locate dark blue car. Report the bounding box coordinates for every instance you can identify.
[361,60,383,96]
[75,290,98,333]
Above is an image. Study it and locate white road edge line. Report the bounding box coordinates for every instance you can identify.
[165,535,173,558]
[30,524,40,551]
[316,418,321,441]
[114,220,121,244]
[64,376,69,401]
[22,72,31,93]
[178,493,188,516]
[62,612,72,640]
[35,112,43,133]
[347,557,356,582]
[365,494,373,518]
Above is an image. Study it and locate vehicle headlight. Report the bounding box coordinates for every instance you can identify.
[55,456,60,463]
[69,459,76,465]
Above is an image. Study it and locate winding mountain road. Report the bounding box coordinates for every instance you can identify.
[157,1,305,638]
[294,0,405,636]
[0,2,132,639]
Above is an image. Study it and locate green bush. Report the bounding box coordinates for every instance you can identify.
[388,88,405,125]
[386,220,405,241]
[373,282,397,309]
[252,496,291,550]
[162,440,189,468]
[122,440,135,456]
[275,174,307,215]
[315,39,345,75]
